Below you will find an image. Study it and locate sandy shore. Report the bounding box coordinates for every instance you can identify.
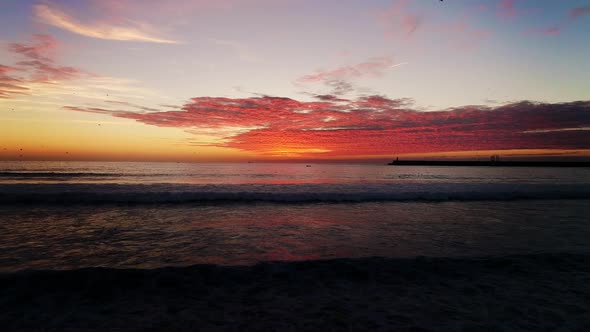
[2,253,589,331]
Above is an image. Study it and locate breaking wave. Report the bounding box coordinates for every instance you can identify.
[1,183,589,204]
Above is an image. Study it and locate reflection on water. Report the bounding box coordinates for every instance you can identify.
[0,161,589,185]
[1,200,589,272]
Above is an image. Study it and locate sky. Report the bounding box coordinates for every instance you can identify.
[0,0,589,162]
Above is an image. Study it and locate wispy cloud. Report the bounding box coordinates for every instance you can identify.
[8,34,86,83]
[389,62,409,69]
[33,3,179,44]
[1,34,86,98]
[7,34,57,61]
[0,65,28,99]
[104,100,161,113]
[540,26,561,36]
[64,95,590,158]
[1,34,163,105]
[569,6,590,19]
[534,5,590,36]
[497,0,518,19]
[376,1,491,50]
[377,0,423,39]
[296,56,402,96]
[298,57,397,83]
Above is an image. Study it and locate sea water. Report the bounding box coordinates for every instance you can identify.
[1,161,589,272]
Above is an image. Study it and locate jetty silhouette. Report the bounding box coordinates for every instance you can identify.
[388,156,590,167]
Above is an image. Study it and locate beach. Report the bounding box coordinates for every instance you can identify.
[2,253,589,331]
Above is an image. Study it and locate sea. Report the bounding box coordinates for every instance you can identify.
[1,161,590,272]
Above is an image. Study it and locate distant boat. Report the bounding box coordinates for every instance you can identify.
[306,165,311,167]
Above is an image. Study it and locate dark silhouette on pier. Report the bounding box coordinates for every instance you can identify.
[388,155,590,167]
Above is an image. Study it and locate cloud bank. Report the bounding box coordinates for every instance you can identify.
[65,96,590,158]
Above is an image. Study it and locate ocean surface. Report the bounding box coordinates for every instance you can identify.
[1,161,590,272]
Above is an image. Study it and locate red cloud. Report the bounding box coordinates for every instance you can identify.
[64,96,590,158]
[0,35,85,97]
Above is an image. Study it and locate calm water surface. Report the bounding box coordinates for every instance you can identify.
[1,161,589,184]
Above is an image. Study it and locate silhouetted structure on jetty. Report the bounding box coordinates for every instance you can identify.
[388,155,590,167]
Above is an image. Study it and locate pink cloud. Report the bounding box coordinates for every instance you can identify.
[378,0,423,39]
[8,35,86,83]
[0,65,27,98]
[7,34,58,61]
[376,1,491,51]
[1,63,27,99]
[534,5,590,37]
[569,6,590,19]
[0,79,29,98]
[64,96,590,158]
[0,35,86,98]
[542,26,561,36]
[0,64,19,76]
[497,0,518,19]
[15,60,83,83]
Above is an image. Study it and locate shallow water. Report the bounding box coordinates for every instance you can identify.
[1,200,589,272]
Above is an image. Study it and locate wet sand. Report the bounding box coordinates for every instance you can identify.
[2,253,589,331]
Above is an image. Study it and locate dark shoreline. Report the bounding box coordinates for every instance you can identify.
[2,253,589,331]
[388,160,590,167]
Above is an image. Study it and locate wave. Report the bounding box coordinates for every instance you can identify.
[1,183,589,204]
[0,172,123,178]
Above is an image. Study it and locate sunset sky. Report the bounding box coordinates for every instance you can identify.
[1,0,589,162]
